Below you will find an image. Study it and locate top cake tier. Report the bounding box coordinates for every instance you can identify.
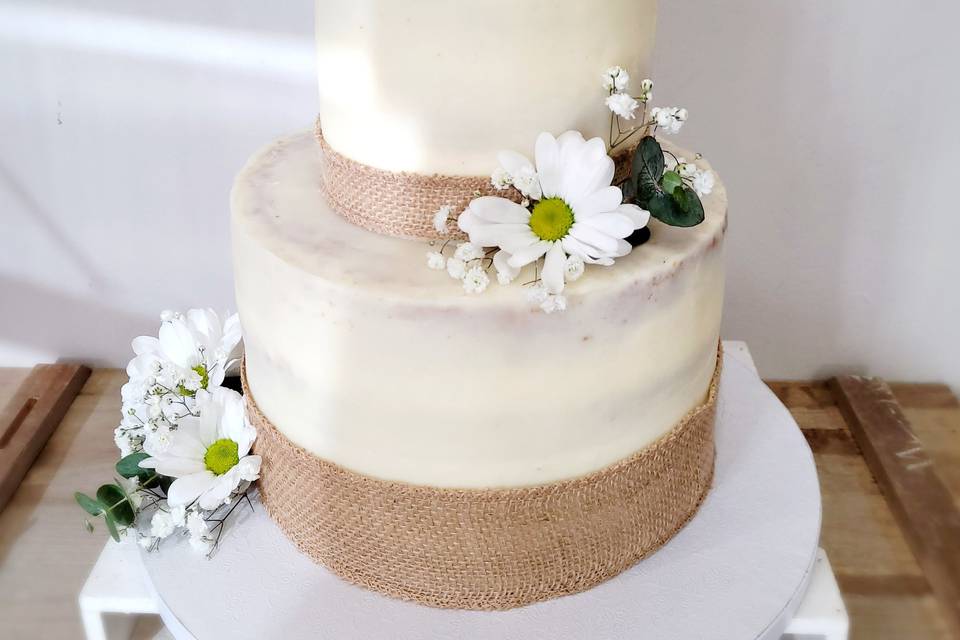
[315,0,658,175]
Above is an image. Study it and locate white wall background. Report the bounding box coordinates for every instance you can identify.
[2,0,958,391]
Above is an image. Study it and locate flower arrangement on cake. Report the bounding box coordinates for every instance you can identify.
[74,309,259,556]
[427,67,715,313]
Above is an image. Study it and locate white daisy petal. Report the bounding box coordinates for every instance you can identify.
[542,242,567,294]
[534,132,562,198]
[465,223,535,250]
[167,471,217,508]
[493,250,521,284]
[580,212,636,238]
[569,223,619,253]
[612,238,633,258]
[497,150,535,179]
[198,469,241,510]
[561,235,603,261]
[572,186,624,218]
[468,196,530,224]
[145,456,206,478]
[158,321,200,370]
[616,203,650,229]
[507,240,552,268]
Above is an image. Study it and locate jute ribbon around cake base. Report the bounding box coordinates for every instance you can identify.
[315,118,636,240]
[244,352,721,611]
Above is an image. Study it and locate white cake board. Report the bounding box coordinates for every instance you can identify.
[137,352,824,640]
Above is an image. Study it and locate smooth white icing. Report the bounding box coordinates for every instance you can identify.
[315,0,658,175]
[232,132,726,488]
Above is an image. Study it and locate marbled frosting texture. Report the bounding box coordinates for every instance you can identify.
[315,0,658,175]
[232,132,726,488]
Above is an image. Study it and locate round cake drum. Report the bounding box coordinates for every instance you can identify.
[141,355,822,640]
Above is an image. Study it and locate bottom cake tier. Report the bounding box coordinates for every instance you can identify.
[244,349,721,610]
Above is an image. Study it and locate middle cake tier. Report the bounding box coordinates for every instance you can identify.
[232,131,726,489]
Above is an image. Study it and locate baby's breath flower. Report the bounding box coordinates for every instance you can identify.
[446,257,466,280]
[462,267,490,294]
[454,242,485,262]
[565,255,585,282]
[491,167,512,190]
[606,93,639,120]
[540,294,568,314]
[426,251,446,270]
[433,205,453,235]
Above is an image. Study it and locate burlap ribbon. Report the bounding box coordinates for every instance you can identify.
[244,350,721,610]
[315,119,636,240]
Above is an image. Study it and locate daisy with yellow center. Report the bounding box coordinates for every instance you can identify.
[140,387,261,510]
[458,131,650,299]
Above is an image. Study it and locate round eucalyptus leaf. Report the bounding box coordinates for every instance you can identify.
[96,484,136,527]
[75,492,103,517]
[116,452,150,479]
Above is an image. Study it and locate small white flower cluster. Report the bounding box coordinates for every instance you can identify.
[106,309,258,556]
[603,67,653,121]
[666,154,716,197]
[650,106,688,135]
[114,309,242,458]
[138,503,216,555]
[426,230,492,295]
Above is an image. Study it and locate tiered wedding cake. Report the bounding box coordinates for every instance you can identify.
[232,0,725,610]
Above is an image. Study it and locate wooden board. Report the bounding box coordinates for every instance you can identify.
[768,379,960,640]
[0,363,91,513]
[830,376,960,638]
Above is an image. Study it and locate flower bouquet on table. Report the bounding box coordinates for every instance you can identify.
[74,309,260,557]
[427,66,715,314]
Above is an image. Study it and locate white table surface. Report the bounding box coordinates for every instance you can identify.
[80,341,849,640]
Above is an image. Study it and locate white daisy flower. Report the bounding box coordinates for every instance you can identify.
[602,66,630,92]
[606,93,639,120]
[693,170,715,197]
[458,131,650,296]
[127,309,243,393]
[140,387,261,511]
[446,257,466,280]
[462,267,490,294]
[454,242,485,262]
[426,251,446,270]
[679,162,698,178]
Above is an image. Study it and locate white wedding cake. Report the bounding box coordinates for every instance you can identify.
[231,0,726,610]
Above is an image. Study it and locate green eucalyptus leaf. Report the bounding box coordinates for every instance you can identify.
[672,184,688,208]
[661,170,683,196]
[632,136,665,187]
[677,187,705,226]
[632,136,670,212]
[648,187,705,227]
[96,484,135,527]
[116,452,150,479]
[102,513,121,542]
[75,492,103,517]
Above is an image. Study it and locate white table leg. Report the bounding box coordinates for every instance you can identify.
[79,539,160,640]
